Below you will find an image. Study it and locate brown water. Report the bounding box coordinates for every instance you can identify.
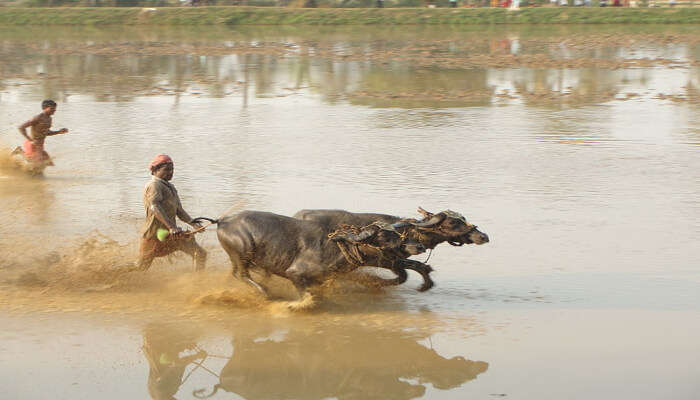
[1,25,699,400]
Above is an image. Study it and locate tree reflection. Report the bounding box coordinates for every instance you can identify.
[350,66,492,109]
[1,27,694,109]
[512,68,621,110]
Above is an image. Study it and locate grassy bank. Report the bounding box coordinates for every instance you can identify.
[0,7,699,25]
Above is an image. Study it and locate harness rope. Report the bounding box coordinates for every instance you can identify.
[335,241,365,266]
[328,224,399,269]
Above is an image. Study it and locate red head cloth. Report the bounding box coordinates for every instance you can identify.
[149,154,173,172]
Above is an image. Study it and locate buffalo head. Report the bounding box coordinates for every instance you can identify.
[411,207,489,247]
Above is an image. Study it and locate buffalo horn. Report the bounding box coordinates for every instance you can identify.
[391,221,412,230]
[411,212,445,228]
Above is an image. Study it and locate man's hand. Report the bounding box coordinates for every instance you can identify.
[169,227,183,236]
[190,221,203,230]
[58,128,69,134]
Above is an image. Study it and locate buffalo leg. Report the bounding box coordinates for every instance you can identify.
[285,274,317,310]
[399,260,434,292]
[368,266,408,287]
[241,269,268,298]
[178,237,207,272]
[284,263,318,302]
[227,252,268,298]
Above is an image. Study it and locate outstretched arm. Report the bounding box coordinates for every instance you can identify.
[46,128,68,136]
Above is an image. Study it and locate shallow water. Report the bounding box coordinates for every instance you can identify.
[0,25,699,399]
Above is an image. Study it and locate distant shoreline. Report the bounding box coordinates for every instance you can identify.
[0,7,699,25]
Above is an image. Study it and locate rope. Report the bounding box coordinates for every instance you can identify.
[329,224,401,269]
[335,241,365,266]
[423,248,433,264]
[169,220,217,238]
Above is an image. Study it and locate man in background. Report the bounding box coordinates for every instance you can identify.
[17,99,68,167]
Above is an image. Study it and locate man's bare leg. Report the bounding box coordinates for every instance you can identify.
[180,237,207,272]
[135,238,158,272]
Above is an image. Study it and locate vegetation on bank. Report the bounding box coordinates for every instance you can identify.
[0,7,699,25]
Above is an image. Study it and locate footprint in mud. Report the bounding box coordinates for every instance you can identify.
[82,283,118,293]
[195,289,267,309]
[13,272,48,288]
[196,289,317,314]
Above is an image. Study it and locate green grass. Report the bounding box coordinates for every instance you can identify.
[0,7,699,25]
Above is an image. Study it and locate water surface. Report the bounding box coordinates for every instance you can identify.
[1,25,699,400]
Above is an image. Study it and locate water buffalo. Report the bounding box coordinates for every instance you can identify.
[215,211,427,302]
[293,207,490,291]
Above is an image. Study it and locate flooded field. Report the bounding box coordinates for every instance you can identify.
[1,25,699,399]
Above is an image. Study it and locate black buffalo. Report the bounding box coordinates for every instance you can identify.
[215,211,427,302]
[293,207,490,291]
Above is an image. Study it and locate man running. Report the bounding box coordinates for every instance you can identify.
[136,154,207,271]
[17,99,68,167]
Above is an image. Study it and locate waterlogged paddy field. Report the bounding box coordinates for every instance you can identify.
[0,25,699,399]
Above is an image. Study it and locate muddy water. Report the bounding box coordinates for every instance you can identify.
[1,25,699,399]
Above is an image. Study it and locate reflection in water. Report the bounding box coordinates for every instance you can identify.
[144,324,208,400]
[141,320,488,400]
[2,26,699,109]
[350,67,492,109]
[512,68,622,108]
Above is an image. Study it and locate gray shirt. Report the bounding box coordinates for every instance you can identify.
[142,176,193,239]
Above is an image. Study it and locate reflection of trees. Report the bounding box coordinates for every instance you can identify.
[140,318,488,400]
[512,68,620,109]
[1,26,695,109]
[350,66,492,109]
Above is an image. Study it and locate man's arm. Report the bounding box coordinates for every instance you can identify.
[46,128,68,136]
[18,116,39,142]
[175,194,203,229]
[176,202,200,228]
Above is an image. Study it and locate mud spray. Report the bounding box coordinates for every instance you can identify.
[0,225,414,320]
[0,145,19,172]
